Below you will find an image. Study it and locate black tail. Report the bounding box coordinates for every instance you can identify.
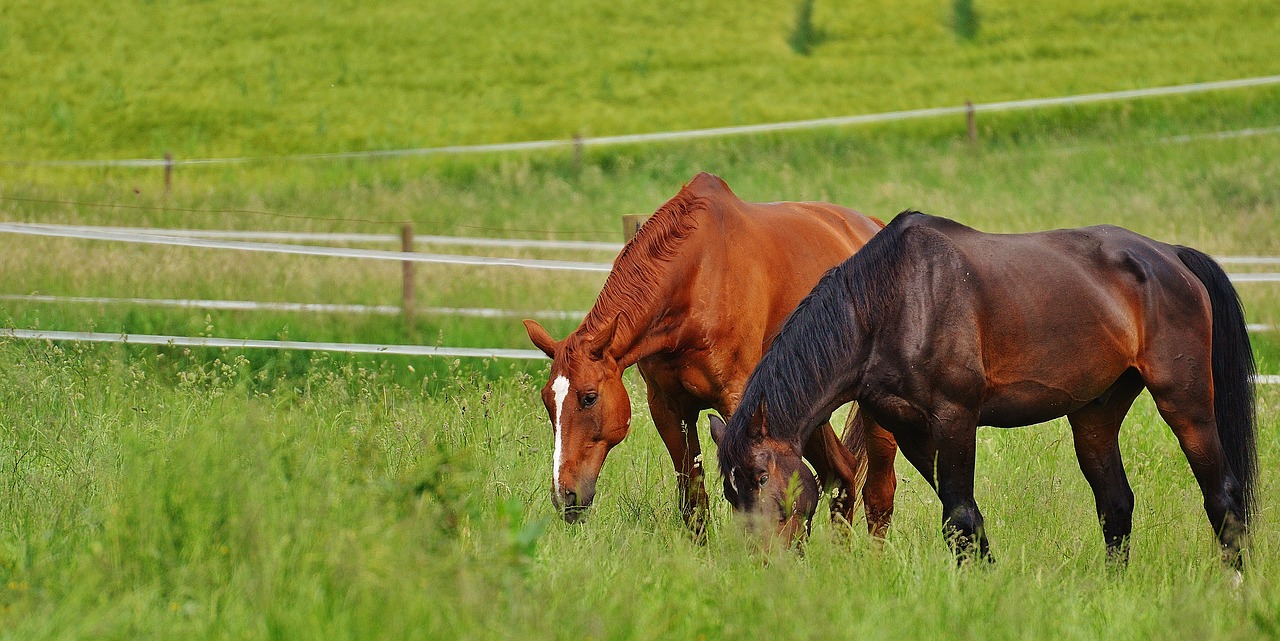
[1177,246,1257,524]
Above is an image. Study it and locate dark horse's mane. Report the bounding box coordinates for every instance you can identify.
[719,210,925,477]
[576,185,704,342]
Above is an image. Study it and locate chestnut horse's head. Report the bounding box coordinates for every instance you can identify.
[523,316,631,523]
[710,411,819,546]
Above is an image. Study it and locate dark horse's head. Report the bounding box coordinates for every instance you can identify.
[523,316,630,523]
[710,408,819,546]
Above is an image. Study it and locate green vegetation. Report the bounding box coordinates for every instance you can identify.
[0,0,1277,159]
[953,0,981,40]
[0,0,1278,638]
[2,343,1280,639]
[788,0,821,55]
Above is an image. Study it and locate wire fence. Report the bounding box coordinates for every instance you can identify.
[0,329,546,360]
[0,294,585,320]
[6,74,1279,168]
[0,223,615,272]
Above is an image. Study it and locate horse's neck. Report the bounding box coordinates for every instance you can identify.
[584,258,691,369]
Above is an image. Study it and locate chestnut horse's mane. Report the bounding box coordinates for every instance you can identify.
[577,186,705,340]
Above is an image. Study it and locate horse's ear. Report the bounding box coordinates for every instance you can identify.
[755,407,770,438]
[522,319,559,358]
[584,314,620,359]
[708,413,727,445]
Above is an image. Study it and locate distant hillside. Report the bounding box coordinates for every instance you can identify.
[1,0,1277,160]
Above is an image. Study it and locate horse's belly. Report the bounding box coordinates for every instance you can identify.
[978,381,1103,427]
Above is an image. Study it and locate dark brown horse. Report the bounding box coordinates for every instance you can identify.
[712,211,1256,569]
[524,172,883,537]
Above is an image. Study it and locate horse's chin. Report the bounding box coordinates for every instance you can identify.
[561,506,591,524]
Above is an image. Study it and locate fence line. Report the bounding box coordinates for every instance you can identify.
[8,75,1280,168]
[0,294,585,320]
[0,223,614,273]
[6,221,1280,280]
[5,329,1278,378]
[13,224,625,252]
[1214,256,1280,266]
[0,293,1268,332]
[1227,273,1280,283]
[0,329,547,360]
[6,221,1280,269]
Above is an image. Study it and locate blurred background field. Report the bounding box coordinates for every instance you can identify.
[1,0,1279,638]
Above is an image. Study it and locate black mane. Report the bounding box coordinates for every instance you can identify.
[718,210,926,478]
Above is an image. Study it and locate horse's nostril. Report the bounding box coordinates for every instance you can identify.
[565,490,578,507]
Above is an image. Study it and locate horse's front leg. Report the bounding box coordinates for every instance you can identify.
[896,412,993,564]
[646,384,709,540]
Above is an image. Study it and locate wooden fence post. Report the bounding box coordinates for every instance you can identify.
[622,214,651,242]
[965,100,977,145]
[401,223,415,329]
[164,153,174,194]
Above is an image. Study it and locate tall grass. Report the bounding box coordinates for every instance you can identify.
[1,342,1278,639]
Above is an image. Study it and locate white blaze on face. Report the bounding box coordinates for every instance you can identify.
[551,375,571,494]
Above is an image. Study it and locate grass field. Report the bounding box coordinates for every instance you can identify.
[3,343,1280,639]
[2,0,1278,159]
[2,0,1279,638]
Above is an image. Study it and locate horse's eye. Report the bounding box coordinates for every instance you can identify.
[757,473,769,488]
[582,392,598,408]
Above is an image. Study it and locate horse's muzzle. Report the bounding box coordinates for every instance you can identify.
[552,487,595,523]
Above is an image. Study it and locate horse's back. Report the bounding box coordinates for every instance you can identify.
[877,214,1212,424]
[697,197,883,354]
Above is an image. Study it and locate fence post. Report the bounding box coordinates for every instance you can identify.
[622,214,651,242]
[573,133,584,170]
[164,153,174,194]
[965,100,977,145]
[401,223,415,329]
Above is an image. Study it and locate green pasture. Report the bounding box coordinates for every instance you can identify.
[2,0,1280,638]
[2,342,1280,640]
[5,98,1280,361]
[1,0,1278,159]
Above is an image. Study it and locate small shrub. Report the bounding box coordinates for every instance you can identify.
[953,0,980,40]
[788,0,819,55]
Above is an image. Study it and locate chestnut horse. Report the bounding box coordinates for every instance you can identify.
[524,172,883,536]
[712,211,1256,569]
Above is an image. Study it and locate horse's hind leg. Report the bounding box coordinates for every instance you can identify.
[1066,370,1144,567]
[802,419,864,528]
[1145,369,1248,569]
[843,409,897,540]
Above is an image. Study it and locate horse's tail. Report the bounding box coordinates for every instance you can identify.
[1176,246,1257,524]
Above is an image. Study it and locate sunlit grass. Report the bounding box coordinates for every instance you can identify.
[0,344,1277,639]
[1,0,1276,159]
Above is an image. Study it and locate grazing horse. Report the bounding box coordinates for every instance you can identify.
[712,211,1256,569]
[524,172,883,536]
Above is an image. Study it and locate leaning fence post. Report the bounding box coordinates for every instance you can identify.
[965,100,977,145]
[401,223,415,329]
